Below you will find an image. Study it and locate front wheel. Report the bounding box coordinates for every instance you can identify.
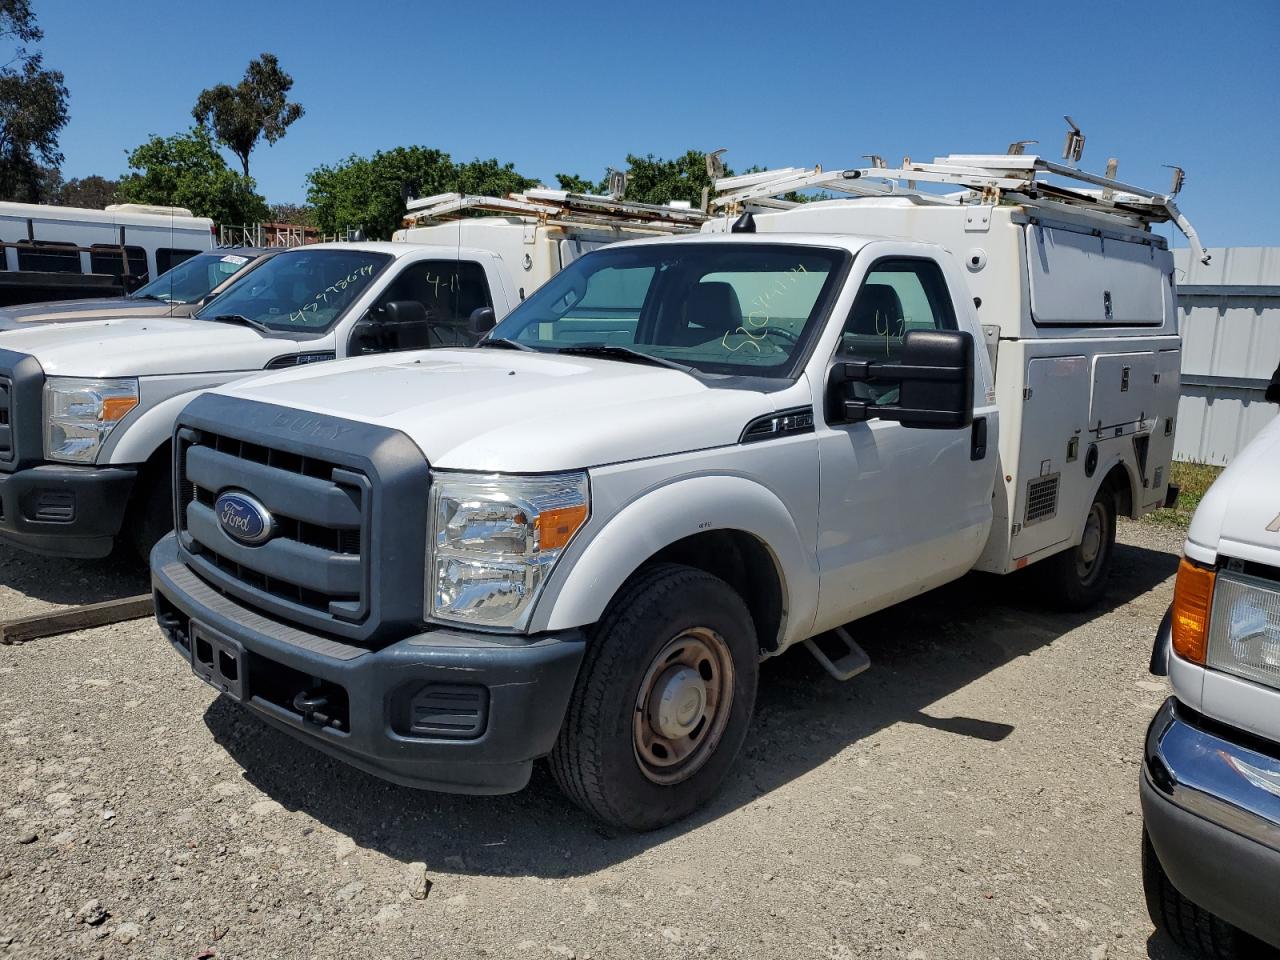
[1033,485,1116,610]
[1142,830,1262,959]
[549,563,759,831]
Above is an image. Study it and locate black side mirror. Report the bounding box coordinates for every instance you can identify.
[827,329,974,429]
[383,300,430,328]
[468,306,497,337]
[1266,361,1280,404]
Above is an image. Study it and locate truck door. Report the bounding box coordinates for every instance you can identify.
[814,256,996,628]
[348,258,494,355]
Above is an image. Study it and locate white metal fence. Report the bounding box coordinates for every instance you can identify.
[1173,247,1280,464]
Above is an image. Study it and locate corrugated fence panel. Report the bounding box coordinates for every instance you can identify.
[1173,247,1280,465]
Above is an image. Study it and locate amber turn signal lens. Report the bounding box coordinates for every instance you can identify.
[100,395,139,422]
[535,503,588,552]
[1171,558,1215,664]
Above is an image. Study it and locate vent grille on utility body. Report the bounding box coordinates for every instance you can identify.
[177,428,369,631]
[1025,474,1061,525]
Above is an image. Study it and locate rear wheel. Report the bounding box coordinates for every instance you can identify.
[549,563,758,831]
[1142,829,1264,959]
[1033,485,1116,610]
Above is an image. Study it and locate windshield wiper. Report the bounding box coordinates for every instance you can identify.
[204,313,273,335]
[553,344,696,375]
[476,337,535,352]
[130,293,170,302]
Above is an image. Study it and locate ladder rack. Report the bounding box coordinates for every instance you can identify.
[711,154,1209,264]
[402,189,710,235]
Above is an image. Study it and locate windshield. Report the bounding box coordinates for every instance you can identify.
[131,252,259,304]
[195,249,391,332]
[487,243,847,378]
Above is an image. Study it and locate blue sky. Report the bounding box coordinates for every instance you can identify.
[34,0,1280,247]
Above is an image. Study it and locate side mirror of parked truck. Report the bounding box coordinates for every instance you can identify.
[827,328,974,430]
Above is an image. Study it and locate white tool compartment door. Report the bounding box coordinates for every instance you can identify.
[1025,225,1169,326]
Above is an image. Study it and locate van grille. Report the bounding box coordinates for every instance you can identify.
[1024,474,1060,525]
[177,428,369,632]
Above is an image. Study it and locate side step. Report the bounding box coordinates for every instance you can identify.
[803,626,871,681]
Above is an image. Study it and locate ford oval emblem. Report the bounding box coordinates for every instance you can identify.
[214,491,274,546]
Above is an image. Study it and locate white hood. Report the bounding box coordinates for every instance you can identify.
[0,316,301,377]
[1188,414,1280,562]
[218,349,780,472]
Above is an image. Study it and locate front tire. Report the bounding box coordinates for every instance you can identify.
[124,457,173,564]
[549,563,758,831]
[1034,485,1116,610]
[1142,830,1262,959]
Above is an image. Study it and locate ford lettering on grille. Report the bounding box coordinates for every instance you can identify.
[215,491,274,546]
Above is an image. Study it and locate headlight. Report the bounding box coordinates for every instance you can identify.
[1207,571,1280,689]
[44,377,140,464]
[428,472,589,629]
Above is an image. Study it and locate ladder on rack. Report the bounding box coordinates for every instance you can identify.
[402,189,711,235]
[710,151,1209,264]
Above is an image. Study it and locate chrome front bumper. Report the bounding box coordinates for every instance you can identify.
[1141,697,1280,947]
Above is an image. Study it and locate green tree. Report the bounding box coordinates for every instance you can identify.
[0,1,69,201]
[267,202,313,226]
[306,147,536,240]
[554,172,601,194]
[117,128,268,226]
[614,150,723,206]
[192,53,303,178]
[57,174,118,209]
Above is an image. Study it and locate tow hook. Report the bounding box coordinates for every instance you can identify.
[293,687,343,730]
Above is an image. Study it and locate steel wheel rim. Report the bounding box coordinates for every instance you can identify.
[1076,502,1107,583]
[633,627,735,786]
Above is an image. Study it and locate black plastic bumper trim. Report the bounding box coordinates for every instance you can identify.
[152,535,586,795]
[0,463,137,558]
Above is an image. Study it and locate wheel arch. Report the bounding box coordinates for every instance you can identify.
[531,474,817,653]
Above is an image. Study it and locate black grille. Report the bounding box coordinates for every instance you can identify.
[0,376,12,463]
[1025,474,1060,525]
[177,427,369,631]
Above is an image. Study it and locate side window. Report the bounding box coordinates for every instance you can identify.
[90,244,148,283]
[374,260,493,346]
[839,258,957,404]
[157,248,200,274]
[17,241,82,274]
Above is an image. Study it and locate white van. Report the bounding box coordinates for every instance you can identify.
[0,201,215,306]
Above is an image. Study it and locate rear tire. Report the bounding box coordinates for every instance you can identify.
[549,563,758,831]
[1033,484,1116,610]
[1142,829,1263,959]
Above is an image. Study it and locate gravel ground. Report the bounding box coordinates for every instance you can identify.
[0,521,1197,960]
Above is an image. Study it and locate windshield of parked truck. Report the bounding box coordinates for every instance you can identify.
[195,249,391,332]
[131,252,260,304]
[487,242,847,377]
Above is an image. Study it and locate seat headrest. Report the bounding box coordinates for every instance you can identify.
[849,283,904,336]
[682,281,743,339]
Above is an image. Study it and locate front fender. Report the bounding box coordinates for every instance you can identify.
[530,474,818,650]
[102,375,247,465]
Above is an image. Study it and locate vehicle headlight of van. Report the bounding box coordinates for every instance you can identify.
[427,472,589,630]
[1206,572,1280,690]
[44,377,140,464]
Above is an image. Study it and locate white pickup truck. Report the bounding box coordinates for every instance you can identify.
[0,192,709,561]
[1141,364,1280,957]
[0,241,522,560]
[150,153,1204,829]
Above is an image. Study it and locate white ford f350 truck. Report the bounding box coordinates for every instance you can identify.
[150,151,1206,829]
[1141,363,1280,958]
[0,193,702,560]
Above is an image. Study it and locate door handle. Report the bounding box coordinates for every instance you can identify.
[970,417,988,461]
